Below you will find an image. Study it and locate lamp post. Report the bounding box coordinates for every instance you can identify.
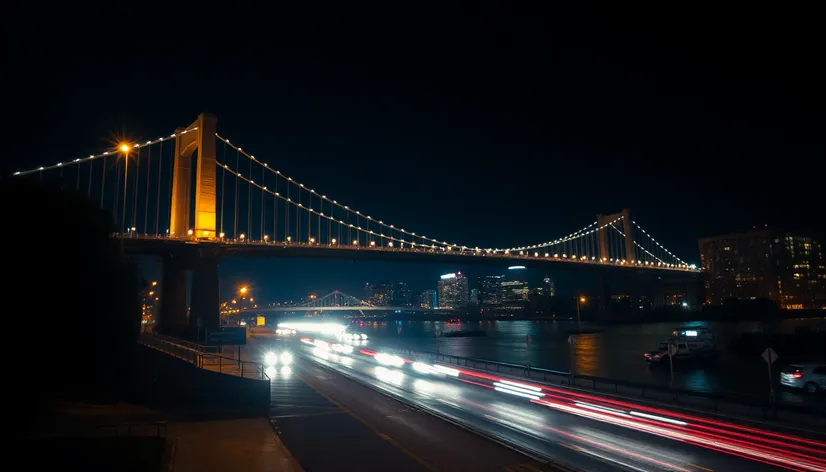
[576,294,586,332]
[119,144,130,234]
[239,286,248,318]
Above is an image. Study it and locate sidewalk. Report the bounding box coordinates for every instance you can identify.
[55,403,303,472]
[167,418,303,472]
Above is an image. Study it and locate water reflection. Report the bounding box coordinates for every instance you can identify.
[572,333,600,377]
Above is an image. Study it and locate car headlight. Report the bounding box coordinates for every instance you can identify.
[264,352,277,366]
[280,352,293,365]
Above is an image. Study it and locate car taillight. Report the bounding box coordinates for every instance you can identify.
[791,372,803,378]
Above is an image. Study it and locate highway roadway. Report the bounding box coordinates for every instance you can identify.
[251,335,826,472]
[244,337,550,471]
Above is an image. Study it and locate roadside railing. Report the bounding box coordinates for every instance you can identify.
[386,346,826,428]
[149,333,221,354]
[139,334,269,381]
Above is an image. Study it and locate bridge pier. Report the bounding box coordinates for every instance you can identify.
[189,251,221,341]
[156,248,222,341]
[158,255,189,337]
[596,272,612,321]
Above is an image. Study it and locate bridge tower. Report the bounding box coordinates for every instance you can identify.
[170,113,218,239]
[597,208,635,262]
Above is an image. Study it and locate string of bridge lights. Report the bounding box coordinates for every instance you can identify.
[217,160,434,250]
[217,133,665,260]
[217,133,515,254]
[631,220,689,266]
[501,221,598,252]
[217,157,692,268]
[12,127,200,177]
[608,223,691,268]
[9,126,695,270]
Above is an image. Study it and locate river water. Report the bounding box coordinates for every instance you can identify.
[345,317,826,405]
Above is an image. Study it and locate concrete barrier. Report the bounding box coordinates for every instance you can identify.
[127,345,269,419]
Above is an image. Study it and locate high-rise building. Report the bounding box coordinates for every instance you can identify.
[368,281,391,306]
[699,229,775,305]
[418,289,437,309]
[775,234,825,309]
[533,275,555,297]
[390,281,411,306]
[470,288,479,305]
[699,229,825,309]
[502,266,529,304]
[477,275,503,306]
[438,272,469,308]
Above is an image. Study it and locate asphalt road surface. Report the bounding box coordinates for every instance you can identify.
[256,339,551,471]
[251,335,826,472]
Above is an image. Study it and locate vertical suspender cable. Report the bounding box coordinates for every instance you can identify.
[233,149,239,238]
[132,147,140,231]
[88,158,94,199]
[286,181,290,241]
[260,164,265,240]
[114,158,121,228]
[247,158,252,238]
[219,141,226,236]
[294,189,299,242]
[156,140,163,236]
[273,173,278,242]
[144,145,151,234]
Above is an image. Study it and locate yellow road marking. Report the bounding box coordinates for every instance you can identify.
[503,464,544,472]
[558,442,580,452]
[690,464,714,472]
[295,364,437,472]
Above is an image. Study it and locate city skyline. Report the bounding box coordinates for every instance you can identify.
[140,256,574,306]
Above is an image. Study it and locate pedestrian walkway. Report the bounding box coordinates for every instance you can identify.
[53,403,302,472]
[168,418,303,472]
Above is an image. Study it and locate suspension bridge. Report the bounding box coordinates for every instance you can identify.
[12,113,699,339]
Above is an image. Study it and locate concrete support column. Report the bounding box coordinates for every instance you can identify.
[597,272,612,321]
[158,256,188,337]
[597,208,633,262]
[190,251,221,341]
[169,113,218,239]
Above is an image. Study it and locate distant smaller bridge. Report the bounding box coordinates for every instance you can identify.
[223,290,449,314]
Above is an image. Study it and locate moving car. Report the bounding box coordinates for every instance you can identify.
[780,364,826,393]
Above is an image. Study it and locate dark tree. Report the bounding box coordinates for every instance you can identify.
[2,178,142,436]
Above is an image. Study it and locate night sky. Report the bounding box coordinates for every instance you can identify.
[5,6,822,301]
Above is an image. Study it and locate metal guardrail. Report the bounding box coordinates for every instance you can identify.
[386,346,826,427]
[139,334,269,381]
[149,333,222,354]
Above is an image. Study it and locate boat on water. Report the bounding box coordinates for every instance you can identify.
[644,325,718,363]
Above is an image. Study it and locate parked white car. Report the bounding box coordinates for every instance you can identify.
[780,364,826,393]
